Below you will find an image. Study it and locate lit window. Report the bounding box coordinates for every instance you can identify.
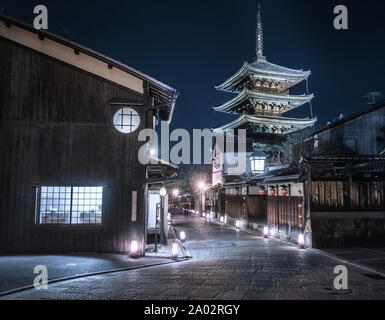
[113,107,140,133]
[251,157,265,173]
[36,186,103,225]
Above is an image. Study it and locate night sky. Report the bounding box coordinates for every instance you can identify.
[2,0,385,133]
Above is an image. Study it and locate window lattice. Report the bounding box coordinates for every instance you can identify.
[37,186,103,225]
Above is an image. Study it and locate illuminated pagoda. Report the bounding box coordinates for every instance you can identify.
[213,5,316,148]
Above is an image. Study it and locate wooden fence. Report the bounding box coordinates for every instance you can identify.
[311,180,385,210]
[267,196,304,234]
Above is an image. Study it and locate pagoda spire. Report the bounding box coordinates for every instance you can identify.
[256,4,266,61]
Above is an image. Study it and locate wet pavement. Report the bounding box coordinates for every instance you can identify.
[2,214,385,300]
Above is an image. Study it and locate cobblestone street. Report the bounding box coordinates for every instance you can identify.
[2,214,385,300]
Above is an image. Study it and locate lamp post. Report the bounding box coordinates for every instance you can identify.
[198,181,205,216]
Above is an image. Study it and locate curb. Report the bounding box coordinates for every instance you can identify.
[310,248,385,278]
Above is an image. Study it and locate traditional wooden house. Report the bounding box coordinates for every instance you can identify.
[0,14,178,254]
[214,102,385,248]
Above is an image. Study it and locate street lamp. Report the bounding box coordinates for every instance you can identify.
[198,181,205,216]
[159,187,167,197]
[173,189,179,197]
[250,144,266,174]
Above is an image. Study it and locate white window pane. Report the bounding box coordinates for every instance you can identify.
[37,185,103,225]
[113,107,140,134]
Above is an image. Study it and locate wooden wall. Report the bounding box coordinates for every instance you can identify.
[224,195,245,219]
[311,180,385,210]
[219,193,267,222]
[247,196,267,221]
[267,197,304,234]
[0,37,150,253]
[317,107,385,155]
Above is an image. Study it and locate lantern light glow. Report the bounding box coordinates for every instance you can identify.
[298,233,305,248]
[159,187,167,197]
[180,231,186,242]
[263,226,269,237]
[171,243,178,259]
[130,240,138,256]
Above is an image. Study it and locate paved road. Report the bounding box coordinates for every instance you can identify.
[321,247,385,275]
[2,215,385,300]
[0,253,173,294]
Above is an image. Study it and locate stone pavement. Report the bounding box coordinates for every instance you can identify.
[321,247,385,275]
[2,214,385,300]
[0,251,174,294]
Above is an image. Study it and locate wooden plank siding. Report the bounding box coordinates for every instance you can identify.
[247,196,267,221]
[0,37,151,253]
[311,180,385,210]
[267,197,305,234]
[224,195,244,219]
[317,108,385,155]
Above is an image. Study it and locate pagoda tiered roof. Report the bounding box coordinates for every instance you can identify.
[215,59,311,93]
[213,89,313,114]
[212,114,317,135]
[212,5,316,138]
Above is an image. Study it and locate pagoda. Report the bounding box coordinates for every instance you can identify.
[213,5,316,148]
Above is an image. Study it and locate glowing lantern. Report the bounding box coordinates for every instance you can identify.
[263,226,269,238]
[171,243,178,259]
[220,216,224,223]
[250,144,266,173]
[180,231,186,242]
[159,187,167,197]
[281,185,288,196]
[236,220,241,228]
[298,233,305,249]
[130,240,138,257]
[269,186,276,196]
[259,187,265,196]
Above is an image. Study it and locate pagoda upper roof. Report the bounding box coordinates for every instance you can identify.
[213,89,314,114]
[216,58,311,93]
[212,114,317,135]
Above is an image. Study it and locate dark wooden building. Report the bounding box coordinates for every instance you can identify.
[312,101,385,155]
[210,102,385,248]
[0,15,178,254]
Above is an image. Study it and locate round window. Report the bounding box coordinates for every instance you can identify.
[113,107,140,134]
